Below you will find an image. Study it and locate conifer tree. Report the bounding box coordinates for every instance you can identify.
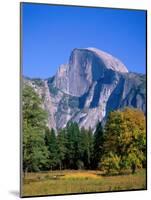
[45,128,59,170]
[93,122,104,169]
[57,128,67,170]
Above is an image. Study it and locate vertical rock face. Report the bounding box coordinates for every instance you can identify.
[54,48,128,97]
[68,48,107,96]
[23,78,57,130]
[24,47,146,131]
[54,64,69,94]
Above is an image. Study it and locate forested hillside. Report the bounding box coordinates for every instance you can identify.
[23,84,146,175]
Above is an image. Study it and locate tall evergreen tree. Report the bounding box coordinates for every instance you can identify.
[80,128,93,169]
[45,128,59,170]
[92,122,104,169]
[57,128,67,170]
[66,122,84,169]
[87,128,94,169]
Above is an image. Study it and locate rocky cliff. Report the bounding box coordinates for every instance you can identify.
[24,48,146,130]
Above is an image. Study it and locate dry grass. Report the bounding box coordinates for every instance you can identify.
[22,169,146,197]
[61,171,101,180]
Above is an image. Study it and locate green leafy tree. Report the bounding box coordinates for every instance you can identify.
[23,85,49,174]
[101,152,120,174]
[101,108,146,174]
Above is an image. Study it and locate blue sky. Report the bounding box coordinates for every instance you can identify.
[22,3,146,78]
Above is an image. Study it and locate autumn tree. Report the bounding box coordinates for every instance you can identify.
[101,108,146,174]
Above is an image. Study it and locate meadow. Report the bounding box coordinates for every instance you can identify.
[22,169,146,197]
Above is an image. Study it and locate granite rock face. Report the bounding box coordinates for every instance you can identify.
[54,48,128,96]
[24,48,146,130]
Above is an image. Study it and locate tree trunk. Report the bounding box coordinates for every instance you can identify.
[132,163,136,174]
[59,162,62,170]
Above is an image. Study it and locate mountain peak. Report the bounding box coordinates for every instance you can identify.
[54,47,129,96]
[25,47,145,131]
[78,47,128,73]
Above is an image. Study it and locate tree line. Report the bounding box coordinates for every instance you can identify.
[23,85,146,175]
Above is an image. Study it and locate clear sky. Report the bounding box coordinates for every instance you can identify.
[22,3,146,78]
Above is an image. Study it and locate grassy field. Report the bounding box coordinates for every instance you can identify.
[22,169,146,197]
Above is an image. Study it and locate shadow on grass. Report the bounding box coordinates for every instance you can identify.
[101,171,133,177]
